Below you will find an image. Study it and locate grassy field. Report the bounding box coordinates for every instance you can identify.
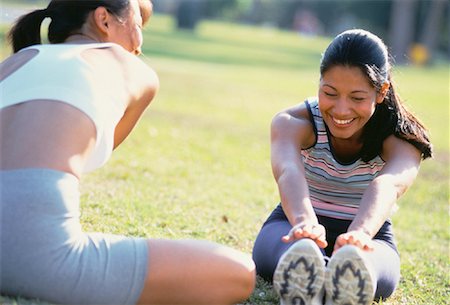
[1,12,449,305]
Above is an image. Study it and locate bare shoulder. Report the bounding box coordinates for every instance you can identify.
[107,45,159,103]
[271,102,315,149]
[272,102,312,127]
[109,45,158,86]
[381,135,422,163]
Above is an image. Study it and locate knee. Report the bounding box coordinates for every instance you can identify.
[244,258,257,295]
[235,256,256,301]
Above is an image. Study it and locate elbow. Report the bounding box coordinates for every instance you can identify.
[142,69,160,107]
[374,174,414,199]
[273,164,301,187]
[144,82,158,107]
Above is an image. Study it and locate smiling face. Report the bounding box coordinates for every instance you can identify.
[318,65,384,143]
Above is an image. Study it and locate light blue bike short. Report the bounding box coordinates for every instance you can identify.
[0,169,149,304]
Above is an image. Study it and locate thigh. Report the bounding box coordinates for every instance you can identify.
[252,204,330,282]
[1,169,149,305]
[252,219,293,282]
[364,240,401,300]
[137,239,255,305]
[1,169,82,300]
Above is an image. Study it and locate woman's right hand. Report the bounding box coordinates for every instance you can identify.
[281,223,328,249]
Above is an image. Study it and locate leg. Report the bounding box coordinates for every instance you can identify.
[1,169,151,304]
[253,204,311,282]
[325,245,375,305]
[252,219,294,282]
[325,241,400,305]
[1,169,255,305]
[364,241,400,300]
[137,239,256,305]
[252,206,326,304]
[273,238,326,305]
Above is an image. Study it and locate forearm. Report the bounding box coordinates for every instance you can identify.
[276,166,318,226]
[113,101,150,149]
[349,175,398,237]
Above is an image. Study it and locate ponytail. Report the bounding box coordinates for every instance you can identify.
[7,0,132,53]
[361,77,433,161]
[8,9,50,53]
[387,80,433,160]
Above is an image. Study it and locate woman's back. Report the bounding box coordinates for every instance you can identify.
[0,42,152,177]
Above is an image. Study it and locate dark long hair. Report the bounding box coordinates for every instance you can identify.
[320,29,433,161]
[8,0,130,53]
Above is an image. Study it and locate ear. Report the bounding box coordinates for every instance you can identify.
[376,82,390,104]
[93,6,111,35]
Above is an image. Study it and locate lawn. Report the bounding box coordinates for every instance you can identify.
[1,12,449,305]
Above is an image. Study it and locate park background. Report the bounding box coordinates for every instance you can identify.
[0,0,448,304]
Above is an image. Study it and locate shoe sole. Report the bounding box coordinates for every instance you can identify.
[273,238,325,305]
[325,245,375,305]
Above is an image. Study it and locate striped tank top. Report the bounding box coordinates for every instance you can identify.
[301,98,385,220]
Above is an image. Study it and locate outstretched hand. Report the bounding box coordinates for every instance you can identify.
[281,223,328,249]
[333,230,374,254]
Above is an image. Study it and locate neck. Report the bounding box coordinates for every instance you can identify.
[329,135,363,163]
[64,33,101,44]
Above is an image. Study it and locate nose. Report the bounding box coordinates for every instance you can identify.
[333,98,352,117]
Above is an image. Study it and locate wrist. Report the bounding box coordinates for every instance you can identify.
[351,227,372,237]
[280,201,318,227]
[291,215,319,227]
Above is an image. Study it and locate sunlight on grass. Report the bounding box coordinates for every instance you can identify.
[1,11,448,305]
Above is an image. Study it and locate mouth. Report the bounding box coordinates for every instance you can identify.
[332,117,355,126]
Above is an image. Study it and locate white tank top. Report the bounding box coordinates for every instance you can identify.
[0,43,128,172]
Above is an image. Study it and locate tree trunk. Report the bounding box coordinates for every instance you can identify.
[419,0,447,63]
[176,0,202,30]
[388,0,418,64]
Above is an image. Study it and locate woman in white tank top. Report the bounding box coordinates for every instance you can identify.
[0,1,255,304]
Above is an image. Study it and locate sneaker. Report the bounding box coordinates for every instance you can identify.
[325,245,375,305]
[273,238,325,305]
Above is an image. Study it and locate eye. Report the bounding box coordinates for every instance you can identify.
[324,91,337,97]
[351,96,365,102]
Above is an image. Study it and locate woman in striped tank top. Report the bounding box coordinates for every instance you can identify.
[252,29,432,305]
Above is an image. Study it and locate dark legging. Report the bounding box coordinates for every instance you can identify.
[252,204,401,300]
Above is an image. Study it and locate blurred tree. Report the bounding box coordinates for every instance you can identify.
[165,0,448,62]
[174,0,238,31]
[249,0,264,24]
[276,0,391,36]
[389,0,417,64]
[176,0,204,30]
[418,0,447,63]
[202,0,238,19]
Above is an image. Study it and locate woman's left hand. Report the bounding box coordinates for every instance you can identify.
[333,230,374,254]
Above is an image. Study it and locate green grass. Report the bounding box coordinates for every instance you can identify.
[1,12,449,305]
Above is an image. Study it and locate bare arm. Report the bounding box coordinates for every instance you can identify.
[113,59,159,149]
[334,135,422,252]
[271,103,327,247]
